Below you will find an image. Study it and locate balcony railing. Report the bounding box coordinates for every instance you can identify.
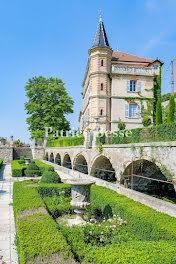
[112,65,156,76]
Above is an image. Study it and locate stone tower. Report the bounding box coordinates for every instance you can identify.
[80,16,113,132]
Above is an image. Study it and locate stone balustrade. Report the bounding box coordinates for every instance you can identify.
[112,65,156,76]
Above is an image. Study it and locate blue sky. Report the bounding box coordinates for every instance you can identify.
[0,0,176,142]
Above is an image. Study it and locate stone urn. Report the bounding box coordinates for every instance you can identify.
[64,179,95,225]
[24,158,31,166]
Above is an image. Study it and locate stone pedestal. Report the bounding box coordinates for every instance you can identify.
[63,179,95,226]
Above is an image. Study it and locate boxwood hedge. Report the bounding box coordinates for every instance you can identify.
[13,181,74,264]
[11,160,27,177]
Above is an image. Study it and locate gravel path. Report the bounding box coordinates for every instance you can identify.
[0,165,18,264]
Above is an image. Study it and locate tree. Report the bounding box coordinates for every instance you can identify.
[156,99,162,125]
[25,76,74,133]
[118,122,126,130]
[167,95,175,123]
[142,116,151,127]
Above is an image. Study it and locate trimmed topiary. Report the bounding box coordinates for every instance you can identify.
[118,122,126,130]
[167,95,175,123]
[24,162,41,177]
[142,116,152,127]
[156,99,162,125]
[40,171,61,184]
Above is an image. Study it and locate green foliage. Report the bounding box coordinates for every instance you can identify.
[11,160,27,177]
[46,135,84,147]
[33,159,54,173]
[31,130,45,139]
[153,67,161,124]
[13,181,45,218]
[17,213,72,264]
[84,241,176,264]
[43,196,73,218]
[142,116,152,127]
[161,92,176,103]
[24,76,74,132]
[90,186,176,241]
[167,95,175,123]
[160,165,173,181]
[118,122,126,130]
[37,183,71,198]
[97,141,103,153]
[156,99,163,125]
[24,162,41,177]
[40,171,61,184]
[0,160,3,169]
[106,122,176,145]
[13,181,73,263]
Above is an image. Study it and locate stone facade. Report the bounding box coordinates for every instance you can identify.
[79,16,162,132]
[0,147,13,164]
[45,141,176,188]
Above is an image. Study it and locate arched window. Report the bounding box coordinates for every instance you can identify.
[100,83,104,91]
[100,59,104,67]
[100,109,103,116]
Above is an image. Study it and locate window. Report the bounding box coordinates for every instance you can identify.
[100,59,104,67]
[130,80,136,92]
[154,64,159,69]
[125,103,141,118]
[100,83,104,91]
[100,109,103,116]
[129,104,137,117]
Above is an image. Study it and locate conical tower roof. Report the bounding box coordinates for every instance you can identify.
[91,15,111,49]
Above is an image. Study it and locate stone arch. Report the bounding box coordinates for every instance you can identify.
[90,154,116,182]
[55,153,61,165]
[73,154,88,174]
[50,153,54,163]
[122,159,175,197]
[45,152,49,161]
[63,153,72,169]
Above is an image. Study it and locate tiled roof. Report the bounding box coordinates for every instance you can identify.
[92,17,111,49]
[112,51,152,63]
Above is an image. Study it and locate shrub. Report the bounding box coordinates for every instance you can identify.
[13,181,74,264]
[37,183,71,198]
[118,122,126,130]
[24,162,41,177]
[142,116,152,127]
[0,160,3,169]
[156,99,163,125]
[13,181,45,218]
[167,95,175,123]
[46,135,84,148]
[40,171,61,184]
[43,196,73,218]
[11,160,27,177]
[33,159,54,173]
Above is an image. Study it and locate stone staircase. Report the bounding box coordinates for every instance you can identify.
[13,147,33,160]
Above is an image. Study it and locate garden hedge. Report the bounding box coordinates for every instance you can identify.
[40,171,61,184]
[46,135,84,148]
[13,181,75,264]
[11,160,27,177]
[33,159,54,173]
[0,160,3,169]
[98,122,176,145]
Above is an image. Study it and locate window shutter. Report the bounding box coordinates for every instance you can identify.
[137,80,141,93]
[125,104,129,117]
[127,80,130,92]
[137,104,141,118]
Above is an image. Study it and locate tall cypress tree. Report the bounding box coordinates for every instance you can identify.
[167,95,175,123]
[156,99,162,125]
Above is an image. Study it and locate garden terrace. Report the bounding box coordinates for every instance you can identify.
[13,181,176,264]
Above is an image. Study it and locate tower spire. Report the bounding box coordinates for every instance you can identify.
[91,14,111,49]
